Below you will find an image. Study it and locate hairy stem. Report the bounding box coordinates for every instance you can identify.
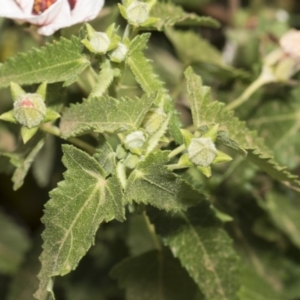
[225,74,273,111]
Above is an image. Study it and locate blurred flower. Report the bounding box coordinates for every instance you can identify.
[0,0,105,36]
[280,29,300,59]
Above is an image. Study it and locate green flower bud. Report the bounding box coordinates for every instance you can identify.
[125,131,146,149]
[90,32,111,54]
[110,43,128,63]
[124,153,140,169]
[127,1,149,25]
[13,93,46,128]
[142,108,167,134]
[188,137,217,167]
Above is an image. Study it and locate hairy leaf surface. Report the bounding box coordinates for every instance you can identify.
[1,132,45,190]
[149,203,241,300]
[151,2,219,30]
[110,250,203,300]
[35,145,125,300]
[60,94,154,138]
[127,34,164,94]
[184,67,300,187]
[125,151,204,211]
[0,37,89,89]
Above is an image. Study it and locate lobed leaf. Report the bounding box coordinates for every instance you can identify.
[35,145,125,300]
[125,151,204,211]
[0,36,89,89]
[148,203,241,300]
[60,93,154,138]
[110,250,202,300]
[150,2,219,31]
[184,67,300,187]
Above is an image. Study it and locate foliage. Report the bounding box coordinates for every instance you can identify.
[0,1,300,300]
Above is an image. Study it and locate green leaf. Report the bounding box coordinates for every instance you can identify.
[127,34,164,94]
[1,132,45,190]
[248,91,300,169]
[150,2,219,31]
[184,67,300,187]
[0,209,31,275]
[7,236,41,300]
[89,64,117,98]
[35,145,125,300]
[60,93,154,138]
[126,214,158,256]
[0,36,89,89]
[165,28,224,66]
[110,250,202,300]
[93,135,116,177]
[32,135,56,188]
[264,192,300,249]
[125,151,204,211]
[165,28,244,78]
[238,266,282,300]
[148,202,241,300]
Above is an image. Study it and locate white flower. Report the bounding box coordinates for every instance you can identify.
[0,0,105,36]
[280,29,300,59]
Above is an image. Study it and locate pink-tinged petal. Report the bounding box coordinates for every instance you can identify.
[36,1,73,35]
[0,0,29,18]
[70,0,105,24]
[15,0,35,15]
[24,0,69,27]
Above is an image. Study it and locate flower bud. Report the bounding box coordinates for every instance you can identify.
[89,32,111,54]
[125,131,146,149]
[110,43,128,62]
[13,93,46,128]
[188,137,217,167]
[142,108,167,134]
[127,1,149,25]
[279,29,300,59]
[124,153,140,169]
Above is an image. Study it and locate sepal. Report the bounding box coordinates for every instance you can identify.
[21,126,39,144]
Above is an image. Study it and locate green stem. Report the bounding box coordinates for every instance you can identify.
[77,66,98,95]
[168,144,185,159]
[225,74,272,111]
[167,164,188,171]
[39,123,95,155]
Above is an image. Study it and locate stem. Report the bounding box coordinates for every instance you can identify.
[77,66,98,95]
[168,144,185,159]
[142,211,161,250]
[39,123,95,155]
[225,74,272,111]
[167,164,188,171]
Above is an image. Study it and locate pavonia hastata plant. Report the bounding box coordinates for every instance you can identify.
[0,1,300,300]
